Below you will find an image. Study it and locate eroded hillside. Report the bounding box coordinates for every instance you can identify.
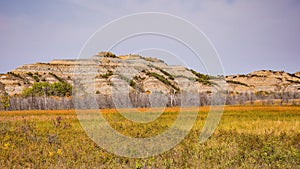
[1,52,300,96]
[0,52,300,109]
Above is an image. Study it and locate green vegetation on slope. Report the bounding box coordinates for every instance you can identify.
[7,72,29,84]
[103,52,117,58]
[98,70,113,79]
[226,80,249,87]
[146,72,179,92]
[22,82,72,97]
[190,69,214,86]
[49,72,64,82]
[149,65,175,80]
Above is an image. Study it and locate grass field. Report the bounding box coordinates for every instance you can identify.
[0,106,300,168]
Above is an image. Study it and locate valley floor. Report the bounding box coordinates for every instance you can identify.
[0,106,299,168]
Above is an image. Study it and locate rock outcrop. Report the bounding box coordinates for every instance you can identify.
[225,70,300,93]
[1,52,300,97]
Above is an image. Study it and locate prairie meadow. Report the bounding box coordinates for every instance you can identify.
[0,106,299,168]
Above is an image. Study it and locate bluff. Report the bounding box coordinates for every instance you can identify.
[0,52,300,109]
[1,52,300,96]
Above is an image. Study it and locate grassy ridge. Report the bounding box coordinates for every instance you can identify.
[0,106,299,168]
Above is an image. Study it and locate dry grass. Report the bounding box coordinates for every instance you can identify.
[0,106,299,168]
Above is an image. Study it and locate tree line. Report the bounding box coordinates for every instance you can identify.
[1,89,300,111]
[0,81,72,110]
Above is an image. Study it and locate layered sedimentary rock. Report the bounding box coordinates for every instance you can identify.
[0,52,300,96]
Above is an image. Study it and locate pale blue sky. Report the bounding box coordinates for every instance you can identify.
[1,0,300,75]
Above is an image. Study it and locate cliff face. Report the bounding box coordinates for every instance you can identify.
[225,70,300,93]
[1,53,300,96]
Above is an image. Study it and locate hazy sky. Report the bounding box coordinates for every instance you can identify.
[1,0,300,75]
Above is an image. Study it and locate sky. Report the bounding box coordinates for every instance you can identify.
[0,0,300,75]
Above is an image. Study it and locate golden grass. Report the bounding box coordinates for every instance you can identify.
[1,106,299,137]
[0,106,299,168]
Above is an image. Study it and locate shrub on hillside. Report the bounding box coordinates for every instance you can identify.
[0,92,10,110]
[104,52,117,58]
[22,82,72,97]
[226,80,249,87]
[146,72,179,91]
